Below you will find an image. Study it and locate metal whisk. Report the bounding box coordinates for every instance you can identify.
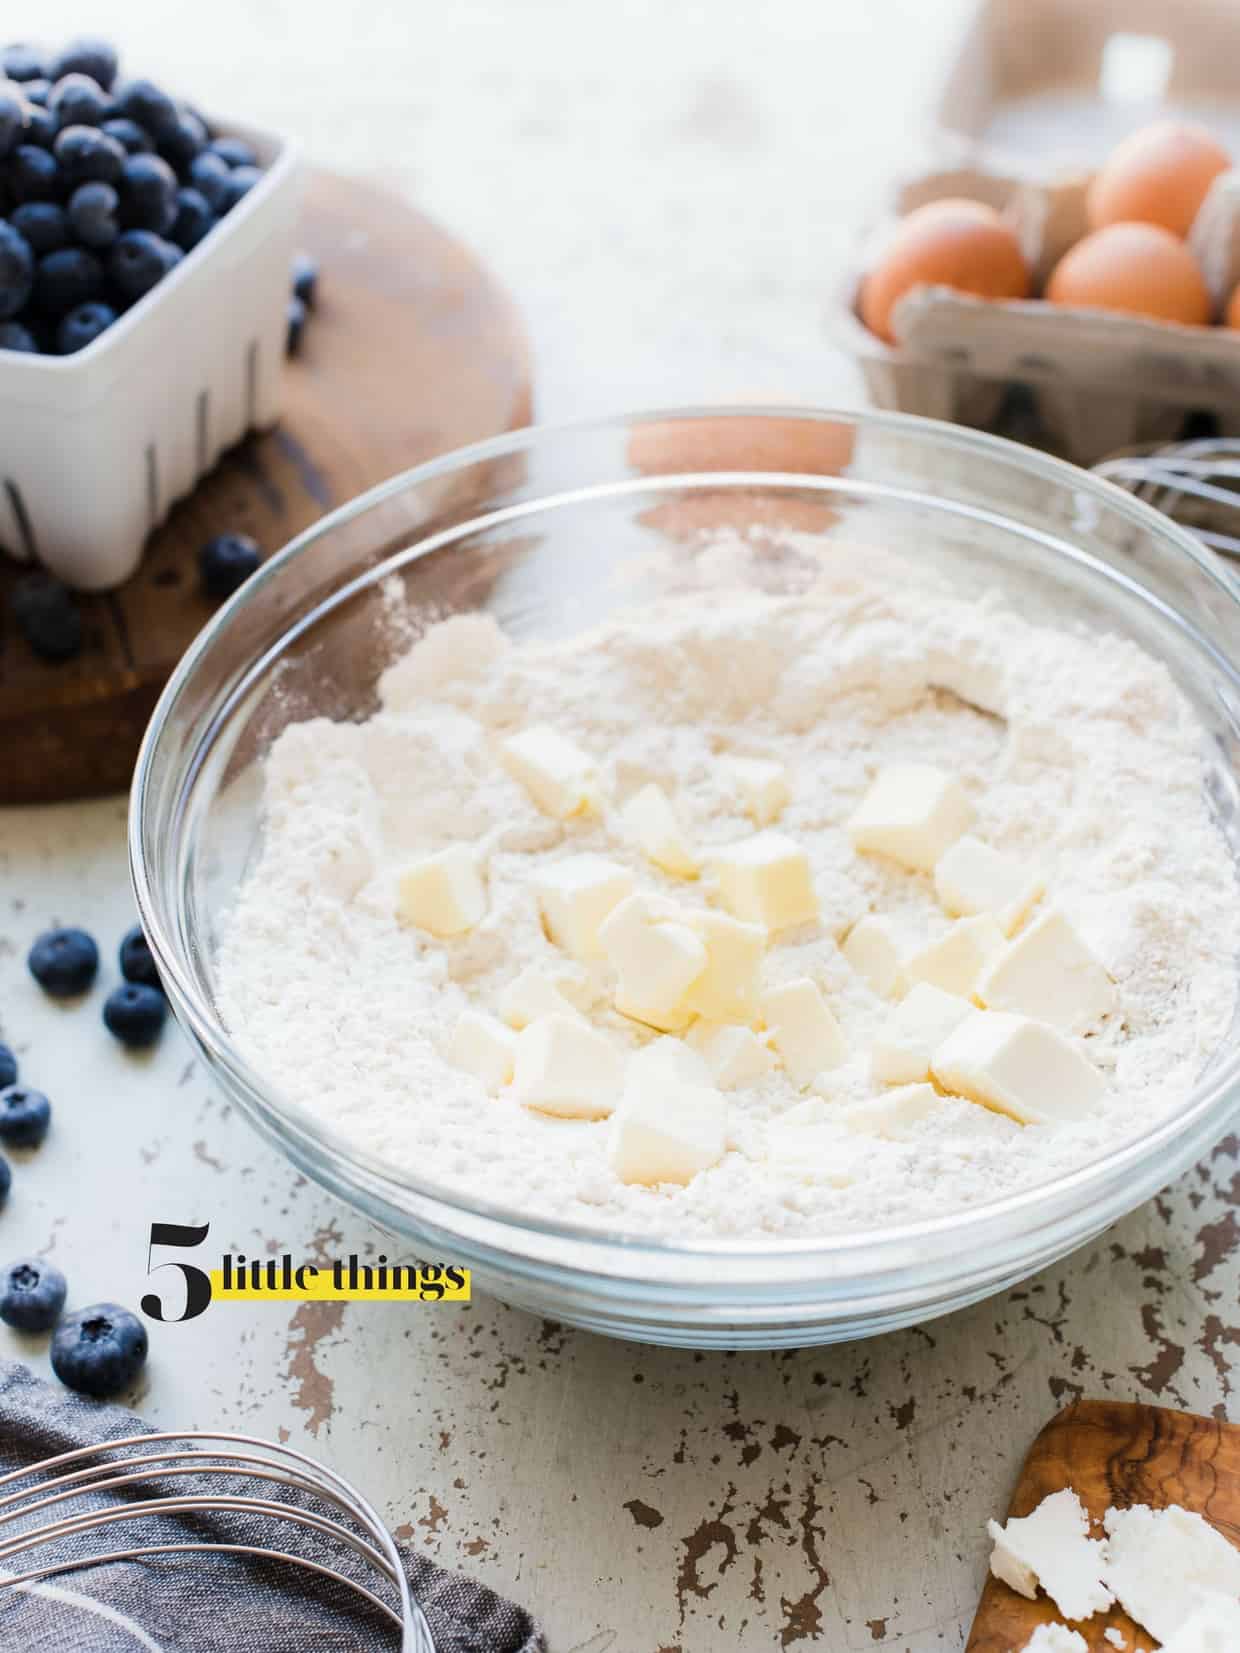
[0,1430,435,1650]
[1094,437,1240,561]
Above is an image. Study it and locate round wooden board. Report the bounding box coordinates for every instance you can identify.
[0,170,532,806]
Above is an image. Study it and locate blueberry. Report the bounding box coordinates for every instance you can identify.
[21,77,51,107]
[0,1045,14,1087]
[0,1087,50,1149]
[158,107,206,174]
[33,246,103,315]
[170,186,214,251]
[53,123,124,185]
[12,573,83,658]
[67,180,119,248]
[291,251,318,309]
[218,164,261,212]
[0,1258,67,1332]
[108,229,175,300]
[1,44,49,83]
[101,115,151,155]
[47,73,111,130]
[21,102,56,146]
[286,294,306,356]
[0,221,34,320]
[118,152,177,233]
[200,532,261,598]
[57,299,115,353]
[0,320,38,353]
[209,135,257,170]
[27,926,97,994]
[103,983,166,1048]
[0,1156,10,1210]
[9,142,58,201]
[119,924,160,989]
[188,149,229,210]
[50,38,119,93]
[0,83,30,159]
[113,78,178,144]
[11,200,68,256]
[51,1303,148,1397]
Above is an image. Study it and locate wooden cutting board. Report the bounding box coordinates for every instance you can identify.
[967,1399,1240,1651]
[0,169,531,807]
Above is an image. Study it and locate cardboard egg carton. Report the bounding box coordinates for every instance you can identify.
[836,0,1240,464]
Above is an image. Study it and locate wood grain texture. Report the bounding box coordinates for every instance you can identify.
[0,168,531,806]
[967,1399,1240,1651]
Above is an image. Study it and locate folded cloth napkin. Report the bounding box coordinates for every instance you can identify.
[0,1360,543,1653]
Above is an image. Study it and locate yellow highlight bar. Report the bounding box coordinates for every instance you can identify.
[209,1268,470,1303]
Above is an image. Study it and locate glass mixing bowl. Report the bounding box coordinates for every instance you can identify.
[131,407,1240,1349]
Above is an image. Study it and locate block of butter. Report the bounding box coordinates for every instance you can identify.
[501,725,598,818]
[534,854,633,960]
[397,845,486,937]
[513,1014,625,1118]
[761,977,847,1086]
[978,908,1116,1034]
[848,763,973,873]
[609,1042,727,1186]
[932,1010,1104,1126]
[623,783,699,878]
[713,832,818,932]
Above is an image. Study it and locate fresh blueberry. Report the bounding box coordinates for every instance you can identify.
[1,44,48,83]
[103,983,166,1048]
[48,73,111,130]
[101,115,151,155]
[158,107,206,174]
[67,181,119,248]
[0,221,34,320]
[291,251,318,309]
[50,38,120,93]
[0,1046,14,1088]
[218,163,261,212]
[11,201,68,256]
[53,123,125,185]
[0,83,30,158]
[33,246,103,315]
[12,573,83,658]
[0,1087,50,1149]
[0,1156,10,1210]
[108,229,175,300]
[21,77,51,106]
[118,152,178,233]
[0,320,38,353]
[21,101,57,146]
[170,186,214,251]
[209,134,257,170]
[286,294,306,356]
[188,149,229,210]
[0,1257,68,1332]
[27,926,97,994]
[9,142,58,201]
[119,924,160,989]
[51,1303,148,1397]
[200,532,261,598]
[57,299,115,353]
[113,78,178,144]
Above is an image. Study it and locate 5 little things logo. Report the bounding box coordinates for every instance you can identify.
[139,1223,470,1322]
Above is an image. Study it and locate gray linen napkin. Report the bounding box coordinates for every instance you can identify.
[0,1360,543,1652]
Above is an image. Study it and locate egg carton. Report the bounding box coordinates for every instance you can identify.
[834,0,1240,465]
[0,121,303,590]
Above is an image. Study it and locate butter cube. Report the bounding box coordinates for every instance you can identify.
[934,835,1044,936]
[609,1074,727,1186]
[627,1036,713,1089]
[534,855,634,960]
[397,845,486,937]
[500,725,597,818]
[498,964,584,1029]
[905,914,1005,998]
[600,895,707,1028]
[713,832,817,931]
[688,1022,775,1089]
[848,763,974,872]
[623,784,699,878]
[761,977,847,1085]
[932,1010,1105,1126]
[842,1082,941,1140]
[765,1120,868,1185]
[722,756,790,826]
[870,982,972,1084]
[446,1010,517,1093]
[512,1014,625,1118]
[977,908,1116,1033]
[613,987,695,1034]
[841,915,906,1000]
[683,910,766,1021]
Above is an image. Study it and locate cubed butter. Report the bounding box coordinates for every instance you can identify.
[841,915,906,1000]
[848,763,974,873]
[722,755,791,826]
[765,1119,868,1185]
[446,1010,517,1094]
[627,1035,713,1090]
[609,1077,727,1186]
[934,835,1044,936]
[687,1021,775,1089]
[599,894,707,1028]
[498,964,584,1029]
[683,910,766,1021]
[870,982,972,1085]
[533,855,634,959]
[623,783,699,878]
[500,725,597,818]
[761,977,847,1086]
[713,832,818,932]
[842,1082,942,1140]
[931,1010,1105,1127]
[512,1014,625,1119]
[977,908,1116,1033]
[396,845,486,937]
[905,914,1005,998]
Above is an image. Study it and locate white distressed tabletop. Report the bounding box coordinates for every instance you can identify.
[4,4,1239,1649]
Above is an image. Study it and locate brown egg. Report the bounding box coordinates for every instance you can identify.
[859,198,1030,344]
[1087,120,1231,237]
[1046,223,1211,326]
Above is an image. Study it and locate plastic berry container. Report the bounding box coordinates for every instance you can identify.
[0,122,303,591]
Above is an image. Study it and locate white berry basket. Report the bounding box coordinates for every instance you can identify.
[0,122,303,591]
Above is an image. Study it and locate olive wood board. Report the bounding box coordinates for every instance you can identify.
[0,168,531,807]
[967,1399,1240,1651]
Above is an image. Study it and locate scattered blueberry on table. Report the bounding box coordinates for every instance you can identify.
[27,926,98,996]
[200,531,262,599]
[103,982,166,1048]
[11,572,83,660]
[51,1303,148,1396]
[0,1086,51,1149]
[0,1257,66,1332]
[286,292,306,355]
[119,923,160,989]
[0,1044,15,1089]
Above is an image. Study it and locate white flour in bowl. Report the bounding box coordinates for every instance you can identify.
[215,556,1239,1240]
